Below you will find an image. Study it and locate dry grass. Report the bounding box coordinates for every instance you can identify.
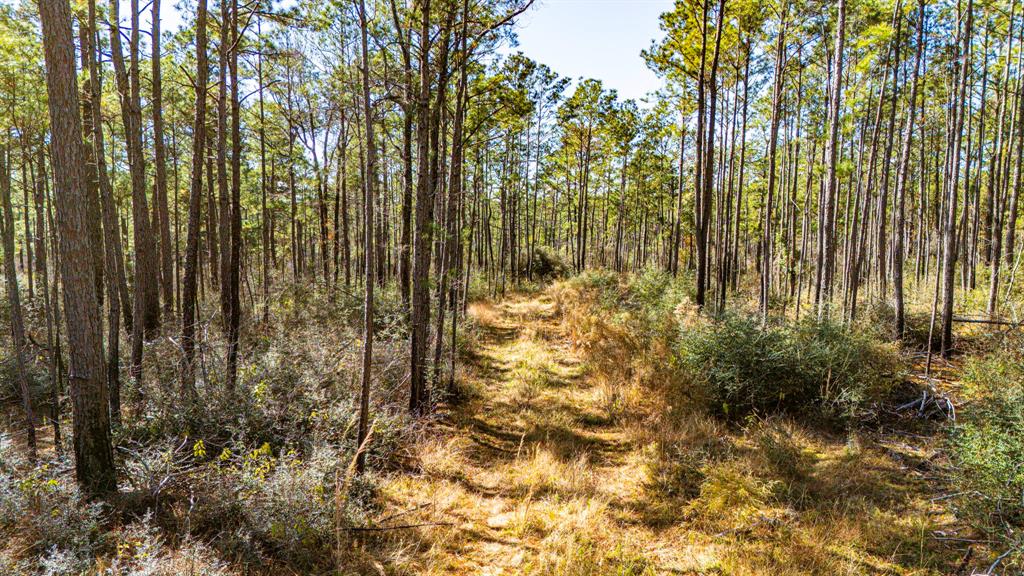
[1,279,996,574]
[368,285,982,575]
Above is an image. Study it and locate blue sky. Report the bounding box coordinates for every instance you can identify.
[510,0,672,102]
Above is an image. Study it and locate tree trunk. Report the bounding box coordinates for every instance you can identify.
[818,0,846,317]
[356,0,376,474]
[38,0,117,496]
[894,0,925,338]
[225,0,242,391]
[941,0,973,355]
[181,0,209,395]
[410,0,434,414]
[761,4,788,321]
[152,0,174,315]
[35,144,61,448]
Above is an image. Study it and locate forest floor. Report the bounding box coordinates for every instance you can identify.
[369,291,980,575]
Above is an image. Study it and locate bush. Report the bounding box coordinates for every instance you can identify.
[0,436,104,574]
[529,246,572,281]
[107,515,230,576]
[860,301,936,349]
[679,314,902,422]
[180,442,372,572]
[950,354,1024,532]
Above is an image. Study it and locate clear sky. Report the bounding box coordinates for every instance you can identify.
[509,0,672,102]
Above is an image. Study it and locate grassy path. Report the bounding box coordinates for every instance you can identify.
[373,292,969,575]
[378,293,662,574]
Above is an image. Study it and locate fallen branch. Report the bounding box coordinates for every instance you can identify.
[976,545,1018,575]
[374,503,431,525]
[952,316,1022,327]
[930,491,977,503]
[895,387,955,421]
[345,521,454,532]
[931,536,992,544]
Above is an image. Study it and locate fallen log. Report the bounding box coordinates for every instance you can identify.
[952,316,1021,327]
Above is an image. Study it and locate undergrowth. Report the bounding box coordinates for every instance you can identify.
[0,268,999,574]
[950,344,1024,551]
[553,269,689,422]
[0,282,424,574]
[680,313,903,422]
[555,268,902,424]
[544,270,964,574]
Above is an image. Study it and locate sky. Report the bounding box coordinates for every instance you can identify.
[509,0,672,102]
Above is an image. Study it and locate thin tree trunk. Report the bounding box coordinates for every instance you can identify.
[894,0,925,338]
[818,0,847,316]
[181,0,209,395]
[152,0,174,314]
[355,0,376,473]
[761,4,788,321]
[225,0,242,391]
[941,0,973,355]
[1,147,36,460]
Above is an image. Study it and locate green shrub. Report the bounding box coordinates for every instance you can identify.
[860,301,936,349]
[529,246,573,281]
[0,354,51,410]
[950,354,1024,532]
[679,314,902,422]
[561,269,619,300]
[616,269,688,329]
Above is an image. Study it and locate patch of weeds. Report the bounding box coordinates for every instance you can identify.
[0,437,105,574]
[686,462,778,533]
[642,413,734,502]
[525,532,654,576]
[752,419,814,487]
[950,354,1024,534]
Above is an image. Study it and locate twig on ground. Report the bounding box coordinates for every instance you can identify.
[980,546,1017,575]
[345,521,454,532]
[375,503,430,525]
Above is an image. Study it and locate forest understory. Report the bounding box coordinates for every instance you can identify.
[379,291,961,575]
[3,271,1023,576]
[367,281,1016,576]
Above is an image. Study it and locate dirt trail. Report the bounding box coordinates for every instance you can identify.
[379,293,669,574]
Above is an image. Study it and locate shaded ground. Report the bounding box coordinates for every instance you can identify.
[371,292,976,575]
